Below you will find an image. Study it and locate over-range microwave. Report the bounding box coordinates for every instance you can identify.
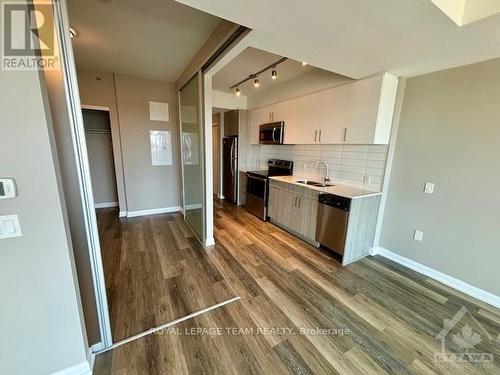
[259,122,284,145]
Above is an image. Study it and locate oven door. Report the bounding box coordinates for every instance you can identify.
[259,122,284,144]
[245,174,268,220]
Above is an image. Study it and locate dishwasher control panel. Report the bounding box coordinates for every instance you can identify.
[318,193,351,211]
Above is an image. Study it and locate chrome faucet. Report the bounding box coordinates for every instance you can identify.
[313,160,330,186]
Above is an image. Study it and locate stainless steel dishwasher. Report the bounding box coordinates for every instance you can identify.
[316,193,351,256]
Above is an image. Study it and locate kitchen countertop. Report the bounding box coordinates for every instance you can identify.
[269,175,382,199]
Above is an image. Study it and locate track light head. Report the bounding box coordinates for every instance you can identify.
[271,67,277,80]
[235,86,241,96]
[253,77,260,88]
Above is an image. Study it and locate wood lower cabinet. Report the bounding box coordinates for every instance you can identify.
[268,180,319,243]
[268,179,381,265]
[268,185,295,229]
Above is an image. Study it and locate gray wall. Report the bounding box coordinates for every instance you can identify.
[380,57,500,296]
[77,70,127,213]
[115,74,182,212]
[0,68,87,373]
[83,110,118,205]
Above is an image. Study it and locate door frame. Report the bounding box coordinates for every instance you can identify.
[211,113,221,197]
[52,0,112,349]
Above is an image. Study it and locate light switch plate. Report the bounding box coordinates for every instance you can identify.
[413,230,424,242]
[424,182,435,194]
[0,215,22,239]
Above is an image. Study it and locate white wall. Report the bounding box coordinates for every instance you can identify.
[0,67,88,374]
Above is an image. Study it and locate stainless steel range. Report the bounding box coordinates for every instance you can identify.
[245,159,293,221]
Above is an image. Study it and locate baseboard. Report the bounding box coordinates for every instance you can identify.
[51,360,91,375]
[371,246,500,309]
[86,347,95,373]
[90,342,104,352]
[119,211,127,218]
[126,206,181,218]
[94,201,118,209]
[204,237,215,247]
[185,203,202,210]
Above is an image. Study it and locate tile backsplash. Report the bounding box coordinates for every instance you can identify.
[242,144,388,192]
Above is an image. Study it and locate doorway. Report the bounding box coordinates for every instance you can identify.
[40,0,249,351]
[82,108,118,210]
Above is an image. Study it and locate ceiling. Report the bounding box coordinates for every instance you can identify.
[67,0,221,82]
[175,0,500,78]
[431,0,500,26]
[212,47,316,95]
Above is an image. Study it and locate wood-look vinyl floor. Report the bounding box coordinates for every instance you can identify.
[96,208,237,342]
[95,202,500,374]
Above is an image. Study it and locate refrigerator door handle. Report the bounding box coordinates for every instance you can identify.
[230,141,235,176]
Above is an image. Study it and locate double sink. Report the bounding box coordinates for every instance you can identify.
[295,179,334,188]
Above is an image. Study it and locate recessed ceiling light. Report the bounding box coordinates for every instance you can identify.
[302,62,308,66]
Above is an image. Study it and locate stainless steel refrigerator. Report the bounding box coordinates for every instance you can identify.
[222,136,238,204]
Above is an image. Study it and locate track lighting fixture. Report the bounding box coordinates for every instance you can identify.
[302,62,308,66]
[229,57,287,93]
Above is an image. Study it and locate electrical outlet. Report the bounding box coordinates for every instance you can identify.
[0,215,22,239]
[424,182,435,194]
[413,230,424,242]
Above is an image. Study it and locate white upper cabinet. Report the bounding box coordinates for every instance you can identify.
[343,73,398,144]
[283,94,321,144]
[249,73,398,145]
[318,84,349,143]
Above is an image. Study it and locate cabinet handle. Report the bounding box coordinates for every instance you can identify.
[319,129,322,142]
[343,127,347,142]
[294,196,297,207]
[314,130,318,142]
[298,197,301,208]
